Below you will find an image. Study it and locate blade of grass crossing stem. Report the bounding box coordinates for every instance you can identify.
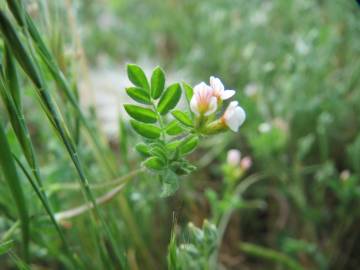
[2,49,78,268]
[7,3,145,267]
[6,0,117,178]
[6,4,154,267]
[0,65,78,265]
[13,155,80,269]
[0,122,29,262]
[0,11,125,267]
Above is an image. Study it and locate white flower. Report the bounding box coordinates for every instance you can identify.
[258,122,271,133]
[340,170,350,182]
[227,149,241,166]
[244,83,259,97]
[295,38,310,55]
[222,101,246,132]
[210,76,235,101]
[190,82,217,116]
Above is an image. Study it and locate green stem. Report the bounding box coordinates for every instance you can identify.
[152,100,166,141]
[239,242,304,270]
[211,174,265,269]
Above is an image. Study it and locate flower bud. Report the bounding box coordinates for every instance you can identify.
[222,101,246,132]
[240,156,252,171]
[227,149,241,166]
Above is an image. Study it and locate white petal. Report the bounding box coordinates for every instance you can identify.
[228,101,239,110]
[190,97,200,115]
[226,115,240,131]
[221,90,236,100]
[224,104,246,132]
[210,76,224,93]
[204,97,218,116]
[234,106,246,127]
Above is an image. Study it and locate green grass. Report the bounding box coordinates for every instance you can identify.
[0,0,360,269]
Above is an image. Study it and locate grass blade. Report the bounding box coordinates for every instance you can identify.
[0,122,29,262]
[239,242,304,270]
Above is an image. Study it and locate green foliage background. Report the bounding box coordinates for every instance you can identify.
[0,0,359,269]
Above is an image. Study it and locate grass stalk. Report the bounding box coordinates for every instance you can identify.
[0,122,29,262]
[0,48,79,267]
[6,0,118,178]
[0,10,124,267]
[8,3,156,267]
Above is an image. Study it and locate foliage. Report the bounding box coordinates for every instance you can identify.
[0,0,359,269]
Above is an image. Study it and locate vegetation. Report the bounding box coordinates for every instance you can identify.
[0,0,359,269]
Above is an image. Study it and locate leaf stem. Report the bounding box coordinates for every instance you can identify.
[54,168,143,221]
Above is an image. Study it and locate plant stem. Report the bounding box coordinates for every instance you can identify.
[239,242,304,270]
[211,174,265,269]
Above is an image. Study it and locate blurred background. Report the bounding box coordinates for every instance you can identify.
[1,0,360,269]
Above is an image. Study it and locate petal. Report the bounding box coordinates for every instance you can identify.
[193,82,207,95]
[234,106,246,127]
[225,115,240,132]
[221,90,236,100]
[227,101,239,111]
[190,97,200,115]
[210,76,224,92]
[225,105,246,132]
[204,96,218,116]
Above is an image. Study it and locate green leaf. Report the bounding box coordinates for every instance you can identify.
[125,87,151,104]
[135,143,151,156]
[151,66,165,99]
[130,120,161,139]
[124,104,157,123]
[157,83,181,115]
[149,144,168,163]
[171,159,197,175]
[127,64,149,90]
[166,140,181,152]
[143,156,166,171]
[182,82,193,104]
[160,170,179,197]
[171,110,193,127]
[166,120,185,136]
[179,135,199,155]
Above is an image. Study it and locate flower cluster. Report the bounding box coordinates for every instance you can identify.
[123,65,246,196]
[190,76,246,133]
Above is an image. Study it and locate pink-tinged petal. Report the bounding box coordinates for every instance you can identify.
[210,76,225,97]
[221,90,236,100]
[193,82,207,95]
[204,96,218,116]
[190,97,200,115]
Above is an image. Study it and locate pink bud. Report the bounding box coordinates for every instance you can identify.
[240,156,252,170]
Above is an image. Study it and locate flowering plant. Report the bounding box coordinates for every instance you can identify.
[124,64,246,196]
